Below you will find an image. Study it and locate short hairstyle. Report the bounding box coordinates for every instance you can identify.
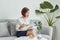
[21,7,29,17]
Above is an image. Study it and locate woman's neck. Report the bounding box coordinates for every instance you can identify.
[21,16,28,19]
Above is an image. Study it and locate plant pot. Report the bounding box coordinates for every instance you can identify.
[49,26,56,40]
[52,26,56,40]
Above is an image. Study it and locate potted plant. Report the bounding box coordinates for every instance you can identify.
[35,21,42,34]
[35,1,60,40]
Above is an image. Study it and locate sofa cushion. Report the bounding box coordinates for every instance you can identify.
[0,22,10,37]
[8,20,17,36]
[41,34,49,40]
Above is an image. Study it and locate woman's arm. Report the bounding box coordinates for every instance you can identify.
[19,24,29,29]
[19,24,25,29]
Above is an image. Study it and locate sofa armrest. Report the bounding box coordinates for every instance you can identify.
[41,26,53,40]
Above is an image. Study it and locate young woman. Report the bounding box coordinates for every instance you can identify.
[16,7,36,38]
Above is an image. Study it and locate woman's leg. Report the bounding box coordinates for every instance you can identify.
[16,31,27,37]
[26,29,36,38]
[16,31,21,37]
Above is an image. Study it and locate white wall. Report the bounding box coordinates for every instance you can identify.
[0,0,60,40]
[0,0,43,19]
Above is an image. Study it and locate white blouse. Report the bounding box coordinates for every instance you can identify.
[16,17,32,31]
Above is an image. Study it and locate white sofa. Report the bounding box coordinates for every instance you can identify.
[0,19,53,40]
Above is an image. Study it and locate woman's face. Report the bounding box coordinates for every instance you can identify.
[25,11,29,17]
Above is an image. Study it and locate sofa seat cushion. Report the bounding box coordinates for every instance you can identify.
[41,34,49,40]
[0,36,17,40]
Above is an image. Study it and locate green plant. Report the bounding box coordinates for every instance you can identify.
[35,21,42,30]
[56,16,60,19]
[40,1,53,9]
[35,1,60,26]
[45,16,56,26]
[35,1,59,13]
[50,5,59,13]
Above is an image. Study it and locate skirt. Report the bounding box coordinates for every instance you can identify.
[16,31,27,37]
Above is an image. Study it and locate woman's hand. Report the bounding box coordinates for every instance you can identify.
[24,24,29,26]
[19,24,25,29]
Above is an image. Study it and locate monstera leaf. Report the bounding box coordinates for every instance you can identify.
[50,5,59,13]
[40,1,53,9]
[35,10,46,14]
[56,16,60,19]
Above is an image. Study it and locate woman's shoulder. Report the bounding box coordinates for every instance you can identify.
[17,17,23,21]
